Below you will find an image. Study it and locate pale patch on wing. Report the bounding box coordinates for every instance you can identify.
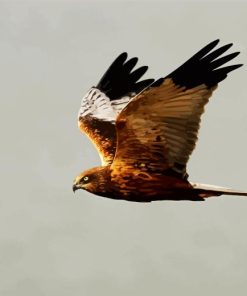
[78,87,117,122]
[111,95,132,114]
[78,87,132,122]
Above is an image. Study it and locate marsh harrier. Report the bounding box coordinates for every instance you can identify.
[73,40,246,202]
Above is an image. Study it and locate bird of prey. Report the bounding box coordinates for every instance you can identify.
[73,39,247,202]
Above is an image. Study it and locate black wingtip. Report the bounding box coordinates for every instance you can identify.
[205,39,220,48]
[210,39,220,46]
[122,57,139,74]
[165,40,242,88]
[119,52,128,59]
[96,53,153,100]
[110,52,128,68]
[193,39,220,60]
[224,63,243,71]
[129,66,149,81]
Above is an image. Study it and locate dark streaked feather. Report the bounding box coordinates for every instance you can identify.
[96,52,154,100]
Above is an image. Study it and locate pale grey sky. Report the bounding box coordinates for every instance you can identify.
[1,1,247,295]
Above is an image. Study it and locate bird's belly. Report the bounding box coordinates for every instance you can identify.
[108,172,198,202]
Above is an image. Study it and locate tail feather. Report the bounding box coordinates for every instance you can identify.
[191,182,247,198]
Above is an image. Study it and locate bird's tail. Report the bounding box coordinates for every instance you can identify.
[191,182,247,198]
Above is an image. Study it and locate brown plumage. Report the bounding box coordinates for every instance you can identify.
[78,115,116,165]
[73,40,247,202]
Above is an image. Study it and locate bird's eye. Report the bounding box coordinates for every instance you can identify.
[83,176,89,182]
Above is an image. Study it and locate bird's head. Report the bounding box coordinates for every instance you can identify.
[72,166,110,196]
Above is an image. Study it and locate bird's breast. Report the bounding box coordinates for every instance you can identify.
[108,170,192,201]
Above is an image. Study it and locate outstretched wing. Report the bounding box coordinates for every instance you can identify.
[112,40,242,178]
[78,53,154,165]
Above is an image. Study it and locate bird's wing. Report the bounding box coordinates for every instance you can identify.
[112,40,242,177]
[78,52,154,165]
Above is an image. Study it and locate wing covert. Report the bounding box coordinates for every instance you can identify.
[113,79,214,176]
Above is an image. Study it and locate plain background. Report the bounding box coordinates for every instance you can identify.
[1,0,247,295]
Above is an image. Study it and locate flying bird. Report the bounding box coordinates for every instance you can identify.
[73,40,247,202]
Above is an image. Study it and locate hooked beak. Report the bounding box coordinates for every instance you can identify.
[73,183,86,192]
[72,184,79,193]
